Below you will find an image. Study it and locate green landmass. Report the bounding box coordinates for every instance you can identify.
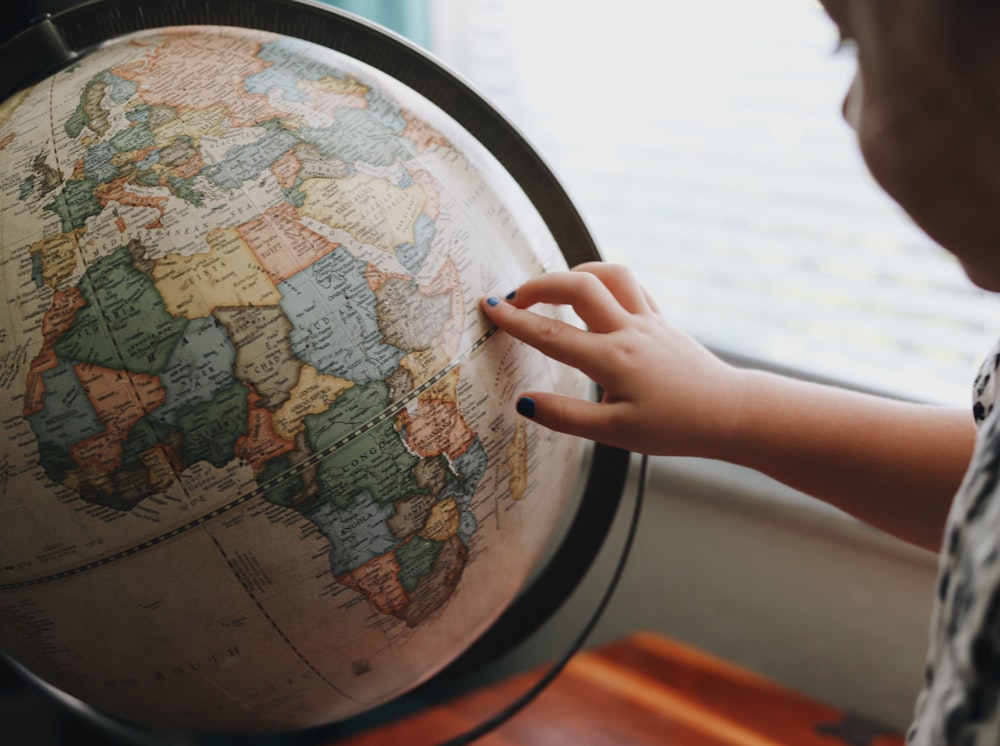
[306,381,419,510]
[53,245,188,374]
[258,456,306,507]
[35,441,76,485]
[120,417,175,469]
[90,465,156,511]
[110,121,155,153]
[396,535,443,593]
[174,382,250,469]
[44,178,101,232]
[168,176,204,206]
[65,107,88,139]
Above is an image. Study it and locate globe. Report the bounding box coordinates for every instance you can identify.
[0,18,598,736]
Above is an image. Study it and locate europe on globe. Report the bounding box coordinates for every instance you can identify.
[0,23,589,734]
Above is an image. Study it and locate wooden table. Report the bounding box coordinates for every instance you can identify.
[338,631,905,746]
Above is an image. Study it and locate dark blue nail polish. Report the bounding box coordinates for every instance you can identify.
[486,296,500,307]
[516,396,536,418]
[505,290,517,300]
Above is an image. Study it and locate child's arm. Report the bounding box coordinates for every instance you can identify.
[481,262,975,552]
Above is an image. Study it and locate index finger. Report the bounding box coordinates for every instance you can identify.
[480,295,609,379]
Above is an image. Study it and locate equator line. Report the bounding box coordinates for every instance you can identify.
[0,325,499,592]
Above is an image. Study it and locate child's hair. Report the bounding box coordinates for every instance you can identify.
[936,0,1000,56]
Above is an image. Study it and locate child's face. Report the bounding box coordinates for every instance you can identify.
[818,0,1000,290]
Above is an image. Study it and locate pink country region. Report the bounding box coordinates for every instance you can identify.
[400,398,476,460]
[113,32,283,127]
[238,202,340,283]
[235,390,295,471]
[69,364,167,473]
[420,258,464,357]
[337,552,409,615]
[23,288,87,416]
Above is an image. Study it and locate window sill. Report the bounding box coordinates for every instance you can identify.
[646,454,939,568]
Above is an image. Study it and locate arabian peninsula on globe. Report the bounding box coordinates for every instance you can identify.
[0,24,589,733]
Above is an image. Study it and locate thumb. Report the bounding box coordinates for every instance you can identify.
[513,391,611,444]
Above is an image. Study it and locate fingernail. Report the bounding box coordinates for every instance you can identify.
[505,290,517,300]
[486,296,500,307]
[516,396,536,418]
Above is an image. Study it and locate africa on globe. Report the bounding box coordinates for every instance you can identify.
[0,23,588,733]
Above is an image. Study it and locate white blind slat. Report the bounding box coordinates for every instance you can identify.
[429,0,1000,406]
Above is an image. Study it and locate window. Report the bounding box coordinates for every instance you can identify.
[426,0,1000,407]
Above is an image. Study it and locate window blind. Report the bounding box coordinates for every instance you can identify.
[428,0,1000,407]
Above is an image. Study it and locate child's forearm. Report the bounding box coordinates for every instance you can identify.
[721,369,975,552]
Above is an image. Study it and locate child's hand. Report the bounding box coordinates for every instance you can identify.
[480,262,747,457]
[482,262,974,548]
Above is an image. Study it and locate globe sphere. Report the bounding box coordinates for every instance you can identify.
[0,24,588,734]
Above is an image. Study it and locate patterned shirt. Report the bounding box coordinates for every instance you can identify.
[910,343,1000,744]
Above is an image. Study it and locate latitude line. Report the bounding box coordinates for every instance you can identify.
[0,325,499,592]
[204,530,362,704]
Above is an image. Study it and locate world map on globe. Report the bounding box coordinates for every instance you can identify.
[0,23,589,733]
